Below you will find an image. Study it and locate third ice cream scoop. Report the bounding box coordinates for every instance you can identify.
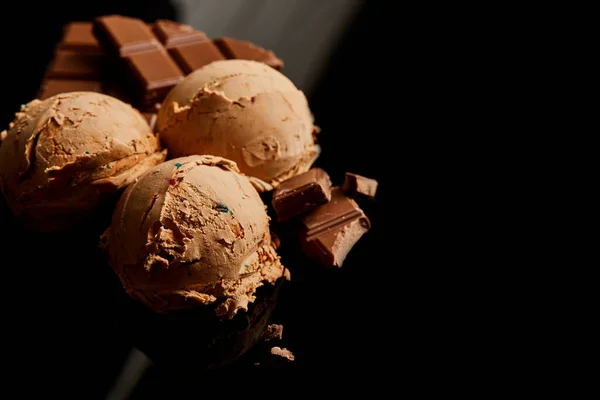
[100,155,288,318]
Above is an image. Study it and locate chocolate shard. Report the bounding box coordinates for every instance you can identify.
[214,37,283,70]
[94,15,161,57]
[58,22,104,54]
[298,188,370,268]
[152,20,209,48]
[272,168,332,222]
[168,41,226,74]
[342,172,378,200]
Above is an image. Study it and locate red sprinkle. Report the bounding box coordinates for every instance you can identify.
[169,179,176,186]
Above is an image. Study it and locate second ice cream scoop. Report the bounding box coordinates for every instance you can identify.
[0,91,166,231]
[156,60,320,188]
[100,155,288,318]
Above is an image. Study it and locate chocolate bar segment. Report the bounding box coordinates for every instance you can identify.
[94,15,161,57]
[152,20,209,48]
[45,51,105,80]
[168,41,225,74]
[272,168,332,222]
[298,188,370,267]
[214,37,283,70]
[124,49,184,106]
[58,22,104,54]
[342,172,378,200]
[38,79,103,100]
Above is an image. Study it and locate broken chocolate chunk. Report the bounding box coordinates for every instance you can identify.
[298,188,370,267]
[272,168,332,222]
[342,172,378,200]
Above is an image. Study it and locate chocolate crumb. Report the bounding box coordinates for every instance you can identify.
[270,346,294,362]
[261,324,283,342]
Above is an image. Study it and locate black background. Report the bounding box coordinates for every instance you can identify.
[0,0,388,397]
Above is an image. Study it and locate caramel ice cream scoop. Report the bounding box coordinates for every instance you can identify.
[0,92,166,231]
[156,60,320,188]
[100,155,288,318]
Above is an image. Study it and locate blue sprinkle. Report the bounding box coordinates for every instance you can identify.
[214,202,229,213]
[22,104,28,109]
[175,162,181,169]
[85,151,90,154]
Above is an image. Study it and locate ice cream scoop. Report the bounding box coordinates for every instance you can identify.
[0,91,166,231]
[156,60,320,188]
[100,155,288,318]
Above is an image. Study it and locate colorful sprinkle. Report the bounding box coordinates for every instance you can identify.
[22,104,28,109]
[85,151,90,154]
[175,162,181,169]
[213,202,229,213]
[169,179,176,186]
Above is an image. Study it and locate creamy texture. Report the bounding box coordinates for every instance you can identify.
[100,155,288,318]
[0,92,166,231]
[156,60,320,187]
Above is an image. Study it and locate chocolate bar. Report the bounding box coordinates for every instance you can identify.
[38,17,283,132]
[93,15,283,108]
[272,168,332,222]
[38,22,105,100]
[298,188,370,267]
[342,172,378,200]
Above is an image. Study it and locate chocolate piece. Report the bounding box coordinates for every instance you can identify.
[58,22,103,54]
[37,79,103,100]
[214,37,283,70]
[94,15,161,57]
[342,172,378,200]
[152,20,209,48]
[143,112,157,131]
[168,41,225,74]
[124,49,184,106]
[45,51,105,80]
[272,168,332,222]
[298,188,370,267]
